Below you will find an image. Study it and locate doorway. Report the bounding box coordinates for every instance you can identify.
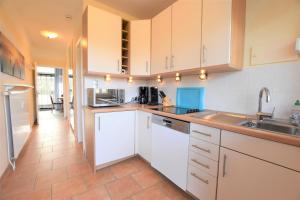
[36,66,65,121]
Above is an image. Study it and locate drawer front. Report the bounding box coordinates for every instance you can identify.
[187,165,217,200]
[189,151,218,177]
[189,137,220,161]
[222,130,300,172]
[190,123,220,145]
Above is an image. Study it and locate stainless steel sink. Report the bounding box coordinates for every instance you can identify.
[239,119,300,136]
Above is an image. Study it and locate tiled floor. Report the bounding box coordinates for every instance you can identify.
[0,111,193,200]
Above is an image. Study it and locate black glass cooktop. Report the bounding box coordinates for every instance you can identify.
[151,106,201,115]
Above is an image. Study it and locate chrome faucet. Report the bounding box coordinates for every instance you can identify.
[257,87,273,120]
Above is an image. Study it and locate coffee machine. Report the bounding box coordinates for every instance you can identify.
[148,87,159,105]
[138,87,149,104]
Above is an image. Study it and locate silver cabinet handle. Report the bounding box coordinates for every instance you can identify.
[191,173,209,184]
[222,154,227,177]
[192,130,212,137]
[165,56,168,70]
[192,144,211,153]
[147,116,150,129]
[191,158,210,169]
[202,45,207,64]
[98,117,101,131]
[146,61,149,73]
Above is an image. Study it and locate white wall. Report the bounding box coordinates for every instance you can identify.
[150,61,300,119]
[0,5,34,178]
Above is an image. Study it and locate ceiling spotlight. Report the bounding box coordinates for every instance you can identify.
[40,31,58,39]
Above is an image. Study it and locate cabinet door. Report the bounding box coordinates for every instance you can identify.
[151,6,172,74]
[172,0,202,70]
[130,20,151,76]
[136,111,152,162]
[95,111,135,166]
[88,6,122,74]
[218,147,300,200]
[202,0,231,67]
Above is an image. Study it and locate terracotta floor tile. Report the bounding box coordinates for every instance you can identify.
[84,168,116,189]
[52,176,87,199]
[158,181,192,200]
[35,168,68,190]
[110,160,139,178]
[129,157,151,171]
[67,162,92,177]
[131,186,170,200]
[3,188,51,200]
[72,185,111,200]
[106,176,142,200]
[132,168,163,189]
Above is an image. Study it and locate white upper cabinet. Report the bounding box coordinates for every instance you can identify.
[201,0,231,67]
[172,0,202,71]
[202,0,246,70]
[83,6,122,75]
[130,20,151,76]
[151,6,172,75]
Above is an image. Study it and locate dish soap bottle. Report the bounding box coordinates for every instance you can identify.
[290,100,300,126]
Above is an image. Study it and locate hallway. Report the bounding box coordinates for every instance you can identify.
[0,112,192,200]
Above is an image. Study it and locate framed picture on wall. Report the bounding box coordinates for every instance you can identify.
[0,32,25,80]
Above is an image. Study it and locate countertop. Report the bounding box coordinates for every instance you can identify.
[85,104,300,147]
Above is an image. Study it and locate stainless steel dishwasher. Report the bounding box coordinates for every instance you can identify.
[151,114,190,190]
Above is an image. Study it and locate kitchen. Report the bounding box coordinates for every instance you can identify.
[0,0,300,199]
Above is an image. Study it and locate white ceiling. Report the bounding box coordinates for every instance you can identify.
[94,0,178,19]
[1,0,82,67]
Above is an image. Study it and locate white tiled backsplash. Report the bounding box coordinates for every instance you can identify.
[84,61,300,119]
[84,76,146,104]
[150,61,300,119]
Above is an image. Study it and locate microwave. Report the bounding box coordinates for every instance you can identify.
[87,88,125,107]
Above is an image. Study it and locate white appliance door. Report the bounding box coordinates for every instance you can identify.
[151,123,189,190]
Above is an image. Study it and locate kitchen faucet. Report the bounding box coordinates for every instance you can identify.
[257,87,274,120]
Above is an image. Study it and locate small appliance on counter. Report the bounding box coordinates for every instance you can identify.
[138,86,149,104]
[148,87,159,105]
[87,88,125,107]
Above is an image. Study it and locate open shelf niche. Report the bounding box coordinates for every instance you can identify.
[121,19,130,74]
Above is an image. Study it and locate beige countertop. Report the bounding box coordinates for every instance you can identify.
[85,104,300,147]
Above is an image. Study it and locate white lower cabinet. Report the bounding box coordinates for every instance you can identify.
[187,123,221,200]
[217,147,300,200]
[136,111,152,162]
[95,111,135,166]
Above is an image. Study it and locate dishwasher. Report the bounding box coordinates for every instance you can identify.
[151,114,190,190]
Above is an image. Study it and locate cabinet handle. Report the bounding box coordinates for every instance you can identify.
[192,144,211,153]
[191,172,209,184]
[191,158,210,169]
[98,117,101,131]
[171,55,174,68]
[222,154,227,177]
[192,130,212,137]
[117,60,120,72]
[165,56,168,70]
[146,61,149,73]
[202,45,207,64]
[147,116,150,129]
